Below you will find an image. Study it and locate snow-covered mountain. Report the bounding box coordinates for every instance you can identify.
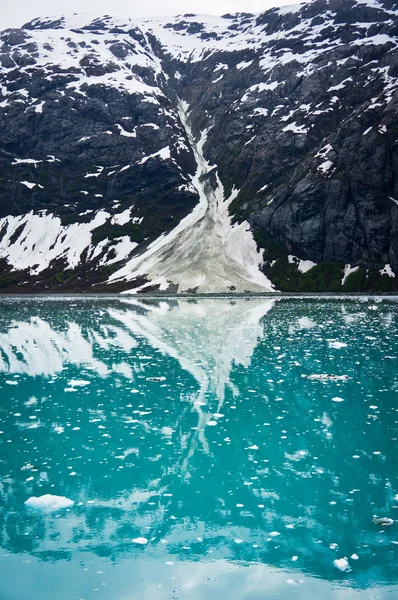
[0,0,397,293]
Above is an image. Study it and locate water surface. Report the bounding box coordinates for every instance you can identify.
[0,296,397,599]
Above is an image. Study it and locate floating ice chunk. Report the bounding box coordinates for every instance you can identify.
[207,420,217,426]
[234,539,244,544]
[161,426,173,436]
[292,556,298,561]
[132,537,148,545]
[303,374,350,381]
[351,554,359,560]
[333,558,349,571]
[329,341,348,349]
[25,494,74,511]
[330,543,338,549]
[298,317,316,329]
[68,379,90,387]
[270,531,280,537]
[247,444,259,450]
[332,397,345,403]
[236,503,244,508]
[285,450,308,461]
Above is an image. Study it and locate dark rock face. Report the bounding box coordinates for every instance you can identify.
[0,0,397,292]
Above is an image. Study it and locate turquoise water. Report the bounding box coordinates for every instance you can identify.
[0,296,397,599]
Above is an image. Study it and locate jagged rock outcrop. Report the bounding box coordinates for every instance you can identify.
[0,0,397,292]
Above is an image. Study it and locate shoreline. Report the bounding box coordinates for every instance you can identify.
[0,292,398,300]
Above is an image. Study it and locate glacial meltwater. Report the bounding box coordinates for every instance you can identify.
[0,296,397,600]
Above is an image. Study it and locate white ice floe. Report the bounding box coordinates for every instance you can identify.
[333,558,350,572]
[24,494,74,510]
[131,537,148,545]
[298,317,316,329]
[303,374,350,381]
[68,379,90,387]
[328,341,348,349]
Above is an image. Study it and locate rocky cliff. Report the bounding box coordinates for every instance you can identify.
[0,0,397,293]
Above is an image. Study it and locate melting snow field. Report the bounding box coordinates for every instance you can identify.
[0,296,397,600]
[109,103,274,293]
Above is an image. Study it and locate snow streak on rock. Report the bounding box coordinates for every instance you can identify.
[109,103,274,293]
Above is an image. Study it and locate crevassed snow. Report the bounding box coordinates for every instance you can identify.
[109,102,275,293]
[25,494,74,510]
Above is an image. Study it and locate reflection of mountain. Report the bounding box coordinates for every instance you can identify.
[0,314,136,377]
[0,299,397,591]
[111,298,276,455]
[0,298,274,384]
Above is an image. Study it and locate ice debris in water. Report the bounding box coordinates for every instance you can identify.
[351,554,359,560]
[68,379,90,387]
[329,341,348,349]
[131,537,148,545]
[333,558,350,572]
[24,494,74,510]
[373,517,394,527]
[302,374,350,381]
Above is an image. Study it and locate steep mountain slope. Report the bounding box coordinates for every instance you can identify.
[0,0,397,292]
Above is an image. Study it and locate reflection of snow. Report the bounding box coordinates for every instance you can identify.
[0,316,135,377]
[0,298,275,467]
[112,298,276,459]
